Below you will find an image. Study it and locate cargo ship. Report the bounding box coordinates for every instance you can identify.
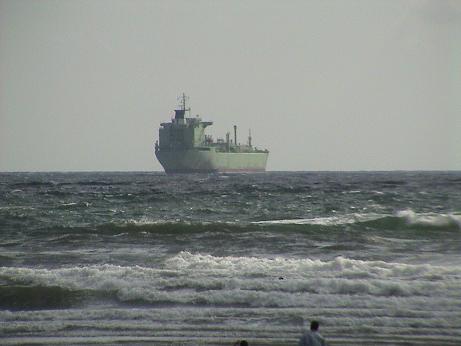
[155,94,269,173]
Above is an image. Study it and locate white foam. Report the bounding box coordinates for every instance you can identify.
[1,302,461,346]
[1,253,460,308]
[166,251,461,277]
[253,213,385,226]
[123,217,166,226]
[122,218,217,227]
[397,209,461,229]
[1,306,461,345]
[254,211,461,229]
[0,205,35,210]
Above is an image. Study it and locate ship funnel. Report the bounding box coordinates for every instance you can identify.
[174,109,185,119]
[234,125,237,146]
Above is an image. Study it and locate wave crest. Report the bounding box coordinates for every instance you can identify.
[254,210,461,231]
[396,210,461,229]
[1,253,459,309]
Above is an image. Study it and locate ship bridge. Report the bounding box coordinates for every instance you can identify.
[158,94,213,150]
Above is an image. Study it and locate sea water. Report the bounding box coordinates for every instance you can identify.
[0,171,460,345]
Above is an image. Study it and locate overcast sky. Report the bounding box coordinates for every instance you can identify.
[1,0,460,172]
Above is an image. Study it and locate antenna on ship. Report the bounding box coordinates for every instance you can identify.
[178,93,191,116]
[173,93,190,122]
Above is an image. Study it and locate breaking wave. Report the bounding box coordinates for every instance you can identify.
[254,210,461,231]
[396,209,461,229]
[1,253,460,309]
[88,210,461,234]
[21,210,459,240]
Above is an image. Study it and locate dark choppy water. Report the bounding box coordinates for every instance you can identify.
[0,171,460,345]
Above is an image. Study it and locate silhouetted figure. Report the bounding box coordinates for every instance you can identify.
[234,340,249,346]
[298,320,326,346]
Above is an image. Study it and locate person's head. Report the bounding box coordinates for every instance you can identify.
[240,341,249,346]
[310,320,319,331]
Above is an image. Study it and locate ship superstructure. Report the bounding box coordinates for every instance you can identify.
[155,94,269,173]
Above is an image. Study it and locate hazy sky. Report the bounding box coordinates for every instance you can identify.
[1,0,460,172]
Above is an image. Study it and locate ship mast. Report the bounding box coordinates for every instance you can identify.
[178,93,191,116]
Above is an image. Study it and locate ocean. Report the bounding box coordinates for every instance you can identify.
[0,171,460,345]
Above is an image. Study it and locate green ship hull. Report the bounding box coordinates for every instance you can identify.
[156,149,268,174]
[154,94,269,174]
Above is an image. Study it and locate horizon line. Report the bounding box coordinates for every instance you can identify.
[1,169,460,174]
